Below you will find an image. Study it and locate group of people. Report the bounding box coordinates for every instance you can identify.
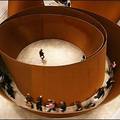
[0,56,116,113]
[25,94,67,112]
[24,61,116,113]
[0,71,15,99]
[39,49,45,61]
[24,92,97,112]
[105,61,116,89]
[39,49,87,63]
[55,0,71,7]
[24,89,105,113]
[92,61,116,101]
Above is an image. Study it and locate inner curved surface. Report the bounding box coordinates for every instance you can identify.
[0,6,119,118]
[0,14,104,62]
[0,7,107,107]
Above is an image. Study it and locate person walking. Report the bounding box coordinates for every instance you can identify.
[6,83,15,99]
[106,78,115,89]
[39,49,45,61]
[74,101,83,111]
[84,101,96,109]
[94,87,105,99]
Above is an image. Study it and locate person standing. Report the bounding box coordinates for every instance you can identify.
[94,87,105,99]
[84,101,96,109]
[0,71,5,89]
[6,83,15,99]
[74,101,83,111]
[36,96,43,111]
[106,78,115,89]
[59,101,67,112]
[81,55,86,62]
[25,93,34,109]
[4,74,12,85]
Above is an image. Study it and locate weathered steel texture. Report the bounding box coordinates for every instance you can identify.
[8,0,120,22]
[5,6,120,117]
[0,7,106,106]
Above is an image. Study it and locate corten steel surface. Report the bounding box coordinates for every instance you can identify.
[8,0,44,16]
[6,7,106,37]
[79,9,120,104]
[8,0,120,22]
[0,7,119,118]
[71,1,120,22]
[0,8,106,107]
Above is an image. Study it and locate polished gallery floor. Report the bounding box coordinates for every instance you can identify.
[1,1,120,119]
[1,91,120,119]
[17,39,84,66]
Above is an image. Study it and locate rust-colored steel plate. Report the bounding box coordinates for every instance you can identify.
[8,1,120,22]
[0,7,120,117]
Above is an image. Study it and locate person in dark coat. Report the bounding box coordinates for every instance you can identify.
[94,87,105,99]
[25,93,34,109]
[0,71,5,89]
[36,96,43,111]
[39,49,45,60]
[82,55,86,60]
[55,0,70,6]
[74,101,83,111]
[25,93,33,104]
[106,78,115,89]
[4,74,12,85]
[84,101,96,109]
[67,2,71,7]
[59,101,67,112]
[6,83,15,99]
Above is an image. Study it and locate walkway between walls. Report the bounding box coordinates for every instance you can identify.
[1,58,113,114]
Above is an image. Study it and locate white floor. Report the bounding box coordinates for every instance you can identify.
[1,1,120,119]
[0,58,112,119]
[17,39,85,66]
[1,91,120,119]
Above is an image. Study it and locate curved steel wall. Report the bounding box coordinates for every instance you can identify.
[0,14,103,58]
[0,6,120,118]
[8,0,120,22]
[0,8,106,105]
[81,8,120,104]
[71,1,120,22]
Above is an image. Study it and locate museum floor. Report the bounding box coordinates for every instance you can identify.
[17,39,84,66]
[0,90,120,119]
[1,1,120,119]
